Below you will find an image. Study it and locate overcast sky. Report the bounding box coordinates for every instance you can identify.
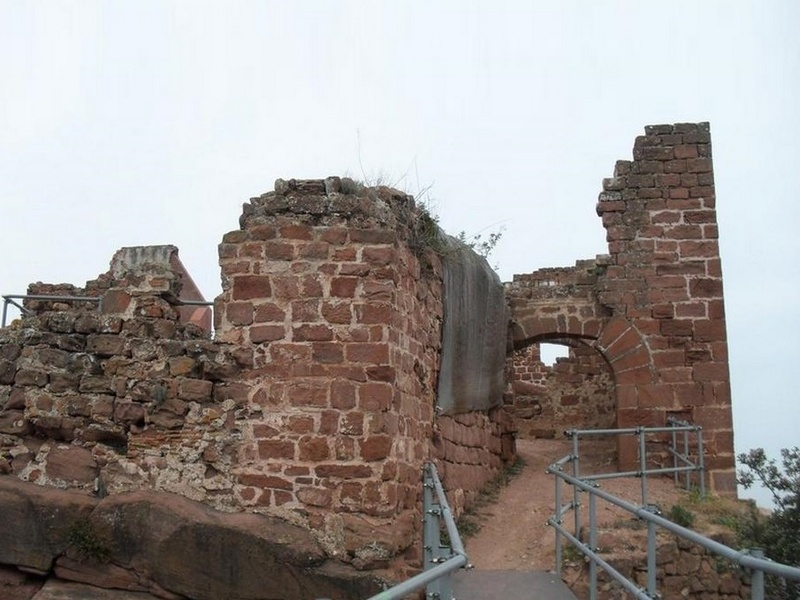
[1,1,798,506]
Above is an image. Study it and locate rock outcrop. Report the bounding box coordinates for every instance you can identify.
[0,477,382,599]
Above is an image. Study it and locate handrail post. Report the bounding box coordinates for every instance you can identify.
[589,489,598,600]
[697,426,706,497]
[1,298,8,329]
[571,430,581,541]
[750,548,764,600]
[646,505,658,598]
[555,467,563,574]
[422,464,452,599]
[423,464,437,573]
[683,426,690,490]
[671,424,678,487]
[638,427,648,506]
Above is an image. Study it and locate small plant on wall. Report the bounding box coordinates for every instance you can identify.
[66,519,111,563]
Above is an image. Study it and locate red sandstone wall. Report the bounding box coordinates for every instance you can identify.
[597,123,733,491]
[0,263,246,509]
[510,343,615,437]
[213,178,445,563]
[432,409,515,516]
[0,178,514,571]
[508,123,735,493]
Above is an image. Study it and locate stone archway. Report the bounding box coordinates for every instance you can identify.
[509,299,655,431]
[507,298,658,468]
[503,123,736,494]
[509,336,616,438]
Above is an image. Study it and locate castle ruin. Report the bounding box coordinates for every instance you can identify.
[0,122,734,598]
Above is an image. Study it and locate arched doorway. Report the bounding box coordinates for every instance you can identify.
[508,335,616,439]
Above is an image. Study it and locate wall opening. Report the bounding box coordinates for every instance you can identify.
[539,342,570,366]
[508,338,616,438]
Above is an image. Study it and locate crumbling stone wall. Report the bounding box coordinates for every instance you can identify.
[0,179,513,582]
[510,343,615,438]
[508,123,735,493]
[213,178,513,563]
[0,249,246,509]
[214,178,449,564]
[0,122,738,595]
[575,530,752,600]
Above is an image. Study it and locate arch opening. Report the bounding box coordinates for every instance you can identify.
[539,342,570,366]
[507,336,616,439]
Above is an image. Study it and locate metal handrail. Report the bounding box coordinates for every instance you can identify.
[367,462,468,600]
[549,467,800,599]
[2,294,101,327]
[548,424,800,600]
[567,423,705,511]
[2,293,214,328]
[557,422,705,576]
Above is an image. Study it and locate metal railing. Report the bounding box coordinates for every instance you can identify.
[548,424,800,600]
[367,462,469,600]
[563,420,705,518]
[2,294,101,327]
[2,294,214,329]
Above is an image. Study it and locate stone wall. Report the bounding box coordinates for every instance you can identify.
[0,253,246,509]
[432,409,515,515]
[213,177,451,565]
[0,178,513,582]
[0,122,739,594]
[507,123,735,494]
[510,343,615,438]
[575,530,752,600]
[597,122,732,491]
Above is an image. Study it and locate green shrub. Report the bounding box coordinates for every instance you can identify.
[738,447,800,599]
[667,504,696,528]
[66,519,110,563]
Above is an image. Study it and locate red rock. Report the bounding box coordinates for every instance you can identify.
[45,446,97,484]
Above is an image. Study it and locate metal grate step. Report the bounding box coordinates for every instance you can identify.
[452,570,578,600]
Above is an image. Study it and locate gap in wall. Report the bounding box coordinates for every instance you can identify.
[539,342,570,366]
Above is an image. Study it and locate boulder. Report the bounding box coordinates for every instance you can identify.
[0,564,45,600]
[0,478,97,571]
[32,580,161,600]
[0,478,383,599]
[45,445,98,485]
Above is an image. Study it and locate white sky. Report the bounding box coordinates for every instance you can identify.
[1,1,798,506]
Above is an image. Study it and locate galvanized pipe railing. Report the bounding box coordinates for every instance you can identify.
[564,422,705,506]
[2,293,214,329]
[548,466,800,599]
[554,422,706,592]
[2,294,101,327]
[367,462,468,600]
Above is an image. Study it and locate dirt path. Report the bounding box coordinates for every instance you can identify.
[464,438,566,570]
[464,437,688,572]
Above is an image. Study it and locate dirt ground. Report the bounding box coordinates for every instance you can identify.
[463,437,695,572]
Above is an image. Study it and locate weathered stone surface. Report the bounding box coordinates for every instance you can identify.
[0,409,30,435]
[0,478,382,599]
[0,359,16,384]
[438,237,508,415]
[55,545,190,600]
[31,580,162,600]
[45,445,98,484]
[507,122,733,492]
[0,478,97,571]
[0,564,45,600]
[0,122,734,595]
